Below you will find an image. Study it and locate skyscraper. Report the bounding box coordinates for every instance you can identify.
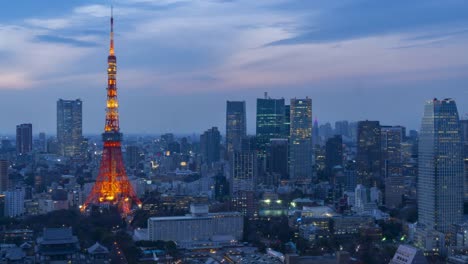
[380,126,404,178]
[200,127,221,166]
[256,94,286,158]
[226,101,246,153]
[268,138,289,181]
[0,160,8,192]
[418,98,463,233]
[284,104,291,138]
[38,132,47,152]
[325,135,343,176]
[57,99,83,157]
[231,136,257,194]
[16,123,32,155]
[289,98,313,180]
[460,119,468,200]
[231,136,257,217]
[356,120,381,186]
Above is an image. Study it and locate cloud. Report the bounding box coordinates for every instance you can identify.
[267,0,468,46]
[35,35,99,47]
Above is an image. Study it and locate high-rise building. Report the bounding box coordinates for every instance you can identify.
[289,98,313,180]
[381,126,404,178]
[0,160,8,192]
[284,105,291,138]
[57,99,83,157]
[126,145,141,169]
[226,101,246,153]
[312,118,320,147]
[325,135,343,176]
[356,120,381,186]
[231,136,257,194]
[460,119,468,200]
[200,127,221,165]
[418,98,463,233]
[38,132,47,152]
[230,136,258,217]
[16,123,32,155]
[268,138,289,181]
[256,94,286,158]
[335,121,349,138]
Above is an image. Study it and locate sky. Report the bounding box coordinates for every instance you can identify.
[0,0,468,135]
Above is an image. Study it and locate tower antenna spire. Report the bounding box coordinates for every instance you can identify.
[110,5,114,55]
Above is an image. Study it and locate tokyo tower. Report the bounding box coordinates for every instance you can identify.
[82,8,141,215]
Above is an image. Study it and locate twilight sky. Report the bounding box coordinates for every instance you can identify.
[0,0,468,135]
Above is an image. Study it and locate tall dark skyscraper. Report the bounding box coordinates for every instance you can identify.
[356,120,381,186]
[460,119,468,200]
[380,126,404,178]
[57,99,83,157]
[312,118,320,147]
[268,138,289,182]
[200,127,221,165]
[226,101,246,153]
[284,104,291,138]
[38,132,47,152]
[16,123,32,155]
[418,98,463,233]
[231,136,257,217]
[289,98,313,180]
[256,94,286,158]
[0,160,8,192]
[325,135,343,175]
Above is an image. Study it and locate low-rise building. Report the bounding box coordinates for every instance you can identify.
[148,204,243,249]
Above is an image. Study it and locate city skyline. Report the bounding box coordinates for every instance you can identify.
[0,1,468,134]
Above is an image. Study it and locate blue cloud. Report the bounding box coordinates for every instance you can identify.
[34,34,99,47]
[267,0,468,46]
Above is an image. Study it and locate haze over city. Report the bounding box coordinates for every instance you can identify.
[1,0,468,134]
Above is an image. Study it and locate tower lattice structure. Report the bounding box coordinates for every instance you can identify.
[83,9,141,215]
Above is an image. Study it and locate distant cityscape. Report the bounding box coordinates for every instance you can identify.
[1,4,468,264]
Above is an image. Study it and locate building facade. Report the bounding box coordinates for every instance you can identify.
[0,160,8,192]
[147,204,243,248]
[356,120,381,186]
[256,95,286,159]
[200,127,221,166]
[289,98,313,180]
[57,99,83,157]
[226,101,247,153]
[16,123,32,155]
[418,98,463,233]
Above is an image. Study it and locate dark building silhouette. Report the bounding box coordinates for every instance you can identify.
[356,120,381,186]
[16,123,32,155]
[226,101,247,153]
[268,138,289,182]
[200,127,221,165]
[284,104,291,138]
[0,160,8,192]
[381,126,404,178]
[325,135,343,176]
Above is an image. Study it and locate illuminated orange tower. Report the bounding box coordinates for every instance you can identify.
[83,8,141,215]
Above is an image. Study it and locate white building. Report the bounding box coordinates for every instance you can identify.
[4,187,25,217]
[147,204,243,248]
